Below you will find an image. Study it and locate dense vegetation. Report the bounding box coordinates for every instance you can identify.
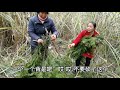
[0,12,120,78]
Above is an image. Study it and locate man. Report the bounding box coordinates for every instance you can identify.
[28,12,59,56]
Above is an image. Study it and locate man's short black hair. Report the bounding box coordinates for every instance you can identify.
[37,12,49,14]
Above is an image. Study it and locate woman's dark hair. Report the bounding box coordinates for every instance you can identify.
[89,21,96,28]
[37,12,49,14]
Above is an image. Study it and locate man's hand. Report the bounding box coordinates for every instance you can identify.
[51,34,56,41]
[37,39,44,44]
[68,43,75,49]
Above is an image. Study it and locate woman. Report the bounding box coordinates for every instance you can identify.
[28,12,58,55]
[68,22,99,68]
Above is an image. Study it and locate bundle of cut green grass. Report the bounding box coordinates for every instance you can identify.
[16,35,51,78]
[16,49,75,78]
[68,36,104,60]
[16,35,75,78]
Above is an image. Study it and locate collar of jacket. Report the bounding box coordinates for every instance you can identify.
[34,15,49,24]
[38,14,47,21]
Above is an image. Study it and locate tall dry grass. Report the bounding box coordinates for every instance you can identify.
[0,12,120,78]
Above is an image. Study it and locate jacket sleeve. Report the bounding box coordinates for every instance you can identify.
[50,20,59,37]
[95,31,100,36]
[28,18,40,40]
[72,30,86,46]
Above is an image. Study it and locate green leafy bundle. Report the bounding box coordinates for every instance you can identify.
[68,36,104,60]
[17,35,51,78]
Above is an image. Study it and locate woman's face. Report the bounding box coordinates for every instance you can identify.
[39,12,48,19]
[87,23,95,32]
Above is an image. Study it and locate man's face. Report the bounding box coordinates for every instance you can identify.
[39,12,48,19]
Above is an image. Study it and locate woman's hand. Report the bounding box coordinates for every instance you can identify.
[68,43,75,49]
[37,39,44,45]
[51,34,56,41]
